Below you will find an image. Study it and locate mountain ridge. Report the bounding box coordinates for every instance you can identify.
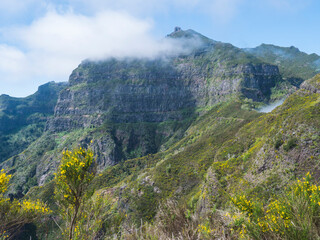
[0,28,320,239]
[0,30,318,235]
[0,28,315,196]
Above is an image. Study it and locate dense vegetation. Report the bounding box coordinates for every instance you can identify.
[0,29,320,239]
[0,73,313,239]
[0,82,66,164]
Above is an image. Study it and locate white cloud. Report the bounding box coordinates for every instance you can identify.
[0,45,26,76]
[0,10,194,97]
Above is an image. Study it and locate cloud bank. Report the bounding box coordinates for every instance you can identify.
[0,10,189,97]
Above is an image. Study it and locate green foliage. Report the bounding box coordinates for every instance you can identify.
[54,147,96,240]
[246,44,320,80]
[230,173,320,239]
[274,137,283,149]
[0,82,65,163]
[0,169,50,239]
[72,193,111,240]
[283,137,298,151]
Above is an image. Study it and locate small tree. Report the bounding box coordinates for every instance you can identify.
[0,169,51,239]
[54,147,96,240]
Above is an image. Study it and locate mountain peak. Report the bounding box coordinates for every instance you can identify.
[174,26,182,32]
[167,27,207,39]
[166,27,215,48]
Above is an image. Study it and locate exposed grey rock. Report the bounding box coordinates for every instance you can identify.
[47,59,281,133]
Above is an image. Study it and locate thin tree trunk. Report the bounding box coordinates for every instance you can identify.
[69,204,79,240]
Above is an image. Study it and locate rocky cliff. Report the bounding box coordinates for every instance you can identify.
[47,52,282,132]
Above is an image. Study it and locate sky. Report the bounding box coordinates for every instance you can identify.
[0,0,319,97]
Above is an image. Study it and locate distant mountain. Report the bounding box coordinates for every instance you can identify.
[0,82,66,164]
[244,44,320,86]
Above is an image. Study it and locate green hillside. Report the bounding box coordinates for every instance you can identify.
[24,74,320,239]
[245,44,320,85]
[1,29,320,239]
[0,82,66,164]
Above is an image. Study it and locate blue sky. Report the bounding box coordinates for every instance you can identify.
[0,0,319,97]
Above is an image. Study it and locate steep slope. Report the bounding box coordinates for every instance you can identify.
[0,82,66,164]
[28,74,320,239]
[205,73,320,205]
[87,74,320,234]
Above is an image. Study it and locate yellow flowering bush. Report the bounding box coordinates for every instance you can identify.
[231,195,256,216]
[55,147,95,205]
[0,169,51,239]
[230,172,320,239]
[0,169,11,194]
[55,147,96,240]
[20,199,51,214]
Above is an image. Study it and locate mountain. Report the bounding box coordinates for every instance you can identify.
[0,82,66,164]
[2,29,290,196]
[244,44,320,86]
[0,28,320,239]
[26,73,320,239]
[0,28,313,196]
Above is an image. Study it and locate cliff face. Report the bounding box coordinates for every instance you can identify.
[40,36,283,178]
[301,74,320,93]
[46,59,194,131]
[47,58,281,133]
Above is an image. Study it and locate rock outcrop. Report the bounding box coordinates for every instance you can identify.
[47,59,281,132]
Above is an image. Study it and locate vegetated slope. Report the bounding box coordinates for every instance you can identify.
[245,44,320,86]
[0,82,66,164]
[87,73,320,234]
[28,74,320,239]
[203,73,320,206]
[94,73,320,222]
[1,28,294,198]
[28,99,262,228]
[3,28,318,202]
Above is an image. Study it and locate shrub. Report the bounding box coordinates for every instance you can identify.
[230,172,320,239]
[0,169,51,239]
[283,137,297,151]
[54,147,96,240]
[274,138,283,150]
